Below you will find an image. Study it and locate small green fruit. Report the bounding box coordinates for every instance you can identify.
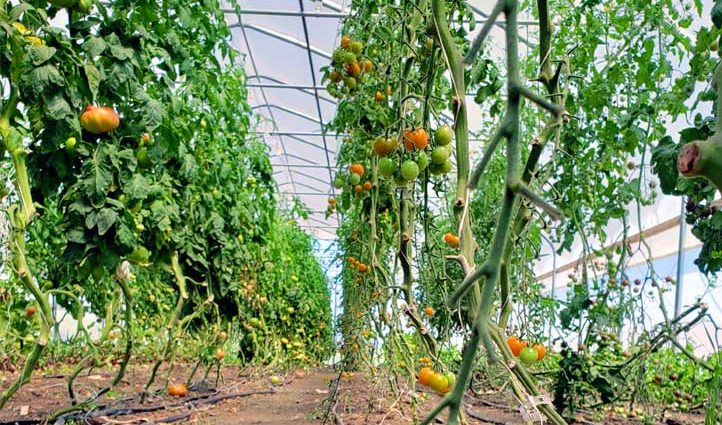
[65,137,77,152]
[379,158,396,177]
[435,125,454,146]
[348,173,361,185]
[519,347,539,365]
[430,146,451,164]
[400,160,419,181]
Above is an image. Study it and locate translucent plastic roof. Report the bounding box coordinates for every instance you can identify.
[223,0,532,241]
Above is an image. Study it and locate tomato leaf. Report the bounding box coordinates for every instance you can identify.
[28,45,56,66]
[96,208,117,236]
[83,63,100,101]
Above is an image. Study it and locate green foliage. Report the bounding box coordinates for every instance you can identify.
[0,0,333,408]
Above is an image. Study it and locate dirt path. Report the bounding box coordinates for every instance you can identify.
[0,366,707,424]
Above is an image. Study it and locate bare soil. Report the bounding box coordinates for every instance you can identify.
[0,365,707,424]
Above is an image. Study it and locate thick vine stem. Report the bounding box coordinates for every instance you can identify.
[677,64,722,193]
[423,0,568,424]
[140,254,189,402]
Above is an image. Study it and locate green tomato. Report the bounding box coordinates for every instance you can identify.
[74,0,92,13]
[344,77,357,89]
[65,137,77,152]
[348,173,361,185]
[332,49,346,64]
[400,160,419,181]
[519,347,539,365]
[333,174,346,188]
[435,125,454,146]
[440,159,453,174]
[349,41,363,54]
[342,51,356,64]
[430,146,451,164]
[136,148,152,168]
[379,158,397,177]
[416,151,429,170]
[444,372,456,391]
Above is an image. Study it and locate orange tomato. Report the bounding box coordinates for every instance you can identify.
[349,163,365,176]
[362,59,373,72]
[424,306,434,317]
[167,383,188,397]
[340,36,350,49]
[403,129,415,150]
[443,233,460,248]
[354,184,363,194]
[507,336,527,357]
[345,61,361,77]
[363,181,372,191]
[328,197,337,205]
[374,91,385,102]
[418,367,434,386]
[420,357,431,365]
[411,129,429,150]
[533,344,547,361]
[80,105,120,134]
[357,263,368,273]
[25,306,37,318]
[215,349,225,361]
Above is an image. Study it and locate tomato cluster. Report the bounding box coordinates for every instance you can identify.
[507,336,546,365]
[326,36,373,98]
[418,366,456,394]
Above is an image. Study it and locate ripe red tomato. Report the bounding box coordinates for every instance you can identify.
[80,105,120,134]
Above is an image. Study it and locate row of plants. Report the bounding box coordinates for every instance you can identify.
[328,0,721,423]
[0,0,332,416]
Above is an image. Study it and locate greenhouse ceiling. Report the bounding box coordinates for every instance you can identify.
[223,0,540,241]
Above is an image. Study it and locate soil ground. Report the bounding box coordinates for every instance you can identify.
[0,365,707,424]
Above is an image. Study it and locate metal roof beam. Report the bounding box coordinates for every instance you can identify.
[229,8,539,26]
[278,181,325,193]
[252,104,320,124]
[271,152,317,164]
[227,9,347,18]
[231,23,332,59]
[270,163,338,170]
[273,168,331,186]
[281,133,337,155]
[257,131,346,138]
[246,75,337,105]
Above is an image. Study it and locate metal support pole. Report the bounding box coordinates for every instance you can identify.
[674,197,686,318]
